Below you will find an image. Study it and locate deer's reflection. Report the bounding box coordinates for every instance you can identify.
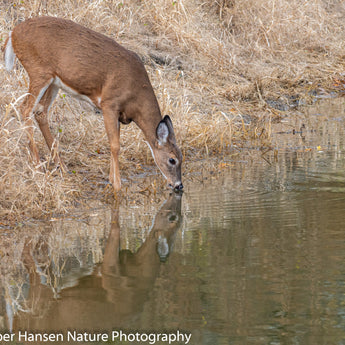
[13,192,183,333]
[101,192,182,310]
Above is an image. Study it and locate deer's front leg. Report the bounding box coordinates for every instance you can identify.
[102,106,121,192]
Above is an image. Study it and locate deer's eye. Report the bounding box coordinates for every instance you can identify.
[169,158,176,165]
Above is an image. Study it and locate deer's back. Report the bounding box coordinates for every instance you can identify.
[11,17,149,95]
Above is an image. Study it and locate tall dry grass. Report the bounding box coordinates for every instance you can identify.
[1,0,345,223]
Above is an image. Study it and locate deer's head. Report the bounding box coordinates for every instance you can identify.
[152,115,183,191]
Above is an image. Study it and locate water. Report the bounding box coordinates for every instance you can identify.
[1,98,345,344]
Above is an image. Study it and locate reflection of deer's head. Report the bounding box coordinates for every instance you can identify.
[103,191,183,286]
[140,191,183,262]
[154,191,183,262]
[14,192,183,333]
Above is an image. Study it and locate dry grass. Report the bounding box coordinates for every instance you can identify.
[1,0,345,224]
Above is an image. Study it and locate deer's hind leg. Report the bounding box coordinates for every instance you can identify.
[33,82,66,170]
[20,77,54,166]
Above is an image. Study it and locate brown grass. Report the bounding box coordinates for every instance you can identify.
[1,0,345,224]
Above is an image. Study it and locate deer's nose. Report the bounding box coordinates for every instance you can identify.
[174,182,183,191]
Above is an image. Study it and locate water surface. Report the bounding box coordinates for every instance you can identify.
[1,98,345,344]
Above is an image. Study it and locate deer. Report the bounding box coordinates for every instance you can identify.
[3,16,183,193]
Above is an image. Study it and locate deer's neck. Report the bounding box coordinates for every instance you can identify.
[134,99,162,149]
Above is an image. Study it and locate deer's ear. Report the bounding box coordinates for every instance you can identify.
[156,115,177,146]
[156,118,169,146]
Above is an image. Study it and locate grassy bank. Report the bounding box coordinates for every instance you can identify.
[1,0,345,223]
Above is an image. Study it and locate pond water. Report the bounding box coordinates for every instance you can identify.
[1,98,345,345]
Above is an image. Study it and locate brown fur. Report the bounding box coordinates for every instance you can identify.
[6,16,183,193]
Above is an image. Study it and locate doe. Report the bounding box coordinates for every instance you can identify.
[4,16,183,193]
